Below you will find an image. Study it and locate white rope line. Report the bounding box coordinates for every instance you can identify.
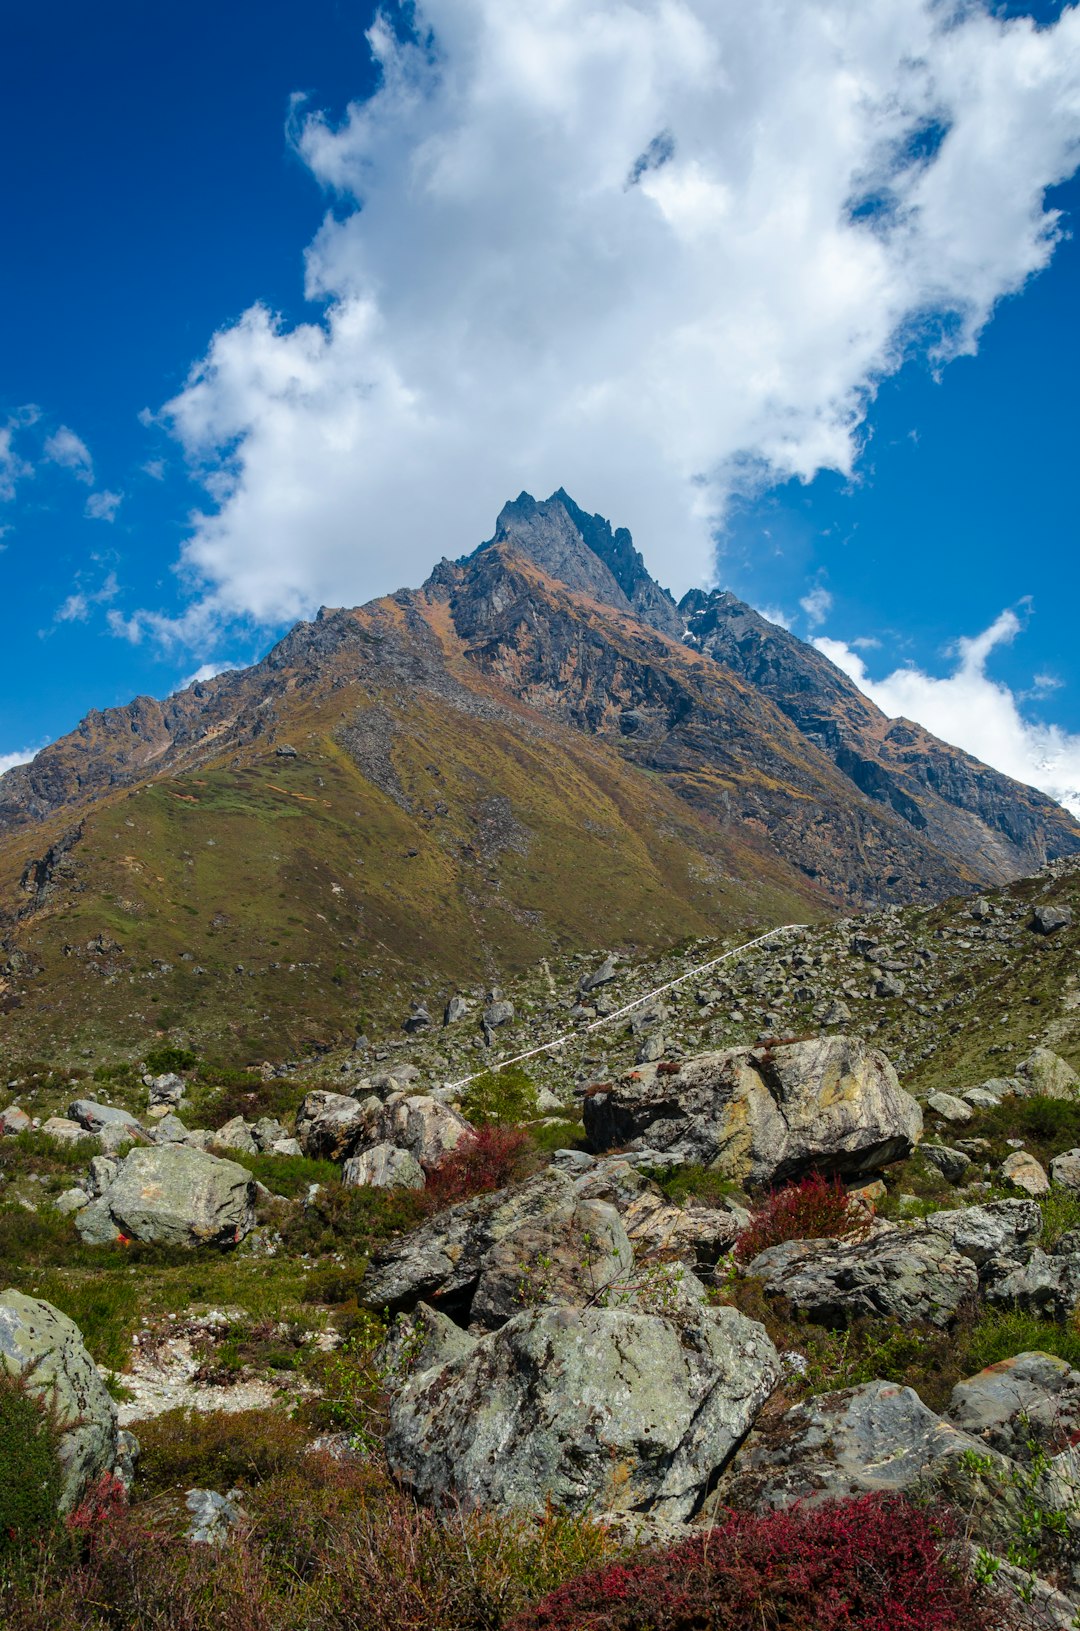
[445,921,805,1091]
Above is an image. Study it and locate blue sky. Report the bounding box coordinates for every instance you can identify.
[2,0,1079,810]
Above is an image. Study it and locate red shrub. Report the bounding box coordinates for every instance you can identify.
[66,1472,128,1548]
[422,1124,534,1211]
[511,1493,1014,1631]
[734,1170,869,1262]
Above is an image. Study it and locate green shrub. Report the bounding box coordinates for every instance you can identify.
[0,1369,63,1558]
[1038,1187,1080,1249]
[275,1181,425,1258]
[143,1045,198,1076]
[462,1065,536,1126]
[645,1163,743,1210]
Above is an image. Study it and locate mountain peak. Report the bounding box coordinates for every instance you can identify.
[475,488,682,636]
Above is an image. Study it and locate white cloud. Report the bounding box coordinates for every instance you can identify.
[814,613,1080,817]
[799,585,833,627]
[53,569,119,626]
[181,659,242,688]
[0,424,31,502]
[0,746,41,778]
[756,603,792,630]
[84,489,123,522]
[43,426,94,484]
[137,0,1080,647]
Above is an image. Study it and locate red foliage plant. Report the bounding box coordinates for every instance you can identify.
[66,1473,128,1544]
[422,1124,534,1211]
[734,1170,869,1262]
[511,1492,1015,1631]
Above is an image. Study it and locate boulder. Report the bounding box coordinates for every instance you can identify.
[583,1036,921,1185]
[0,1104,31,1134]
[186,1487,243,1545]
[148,1072,185,1110]
[40,1116,96,1146]
[579,954,618,993]
[985,1248,1080,1321]
[74,1145,256,1248]
[212,1115,259,1156]
[470,1198,633,1329]
[1032,904,1073,936]
[1000,1150,1050,1197]
[1052,1150,1080,1193]
[1016,1049,1079,1101]
[574,1156,743,1266]
[67,1100,142,1136]
[295,1091,372,1160]
[717,1380,1017,1553]
[0,1290,119,1512]
[386,1303,779,1521]
[925,1198,1042,1274]
[343,1142,426,1191]
[444,994,469,1026]
[55,1188,90,1215]
[946,1351,1080,1462]
[925,1091,972,1124]
[746,1226,977,1328]
[358,1093,473,1167]
[920,1143,971,1183]
[482,999,515,1033]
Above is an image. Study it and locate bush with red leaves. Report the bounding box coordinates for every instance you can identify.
[511,1493,1016,1631]
[734,1170,869,1262]
[422,1123,534,1211]
[66,1472,128,1544]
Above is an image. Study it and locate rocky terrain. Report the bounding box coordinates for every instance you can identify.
[1,489,1076,1072]
[1,853,1078,1626]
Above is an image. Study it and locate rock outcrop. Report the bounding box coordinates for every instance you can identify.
[0,1290,119,1512]
[75,1145,256,1248]
[386,1303,780,1522]
[584,1036,921,1184]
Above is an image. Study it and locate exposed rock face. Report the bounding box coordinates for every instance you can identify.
[718,1381,1015,1538]
[343,1142,426,1190]
[0,1290,119,1512]
[746,1227,978,1328]
[386,1303,779,1521]
[1017,1048,1079,1100]
[680,586,1080,884]
[583,1036,922,1184]
[925,1199,1043,1277]
[470,1197,633,1330]
[945,1351,1080,1462]
[295,1092,372,1161]
[74,1145,256,1248]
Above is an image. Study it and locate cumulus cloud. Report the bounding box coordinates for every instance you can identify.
[142,0,1080,647]
[799,585,833,627]
[814,613,1080,816]
[43,425,94,484]
[0,746,40,778]
[181,659,242,688]
[84,489,123,522]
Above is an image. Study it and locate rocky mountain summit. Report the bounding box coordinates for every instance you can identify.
[1,489,1077,1070]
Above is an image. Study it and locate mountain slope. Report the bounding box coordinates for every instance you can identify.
[0,488,1077,1067]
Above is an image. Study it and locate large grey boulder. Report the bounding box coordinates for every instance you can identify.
[357,1092,473,1167]
[574,1156,743,1266]
[924,1198,1042,1273]
[946,1352,1080,1462]
[386,1303,779,1521]
[343,1142,426,1191]
[74,1144,256,1248]
[717,1380,1018,1553]
[985,1248,1080,1321]
[360,1169,578,1316]
[1016,1048,1079,1100]
[0,1290,119,1512]
[746,1225,977,1328]
[295,1091,372,1160]
[470,1197,633,1329]
[68,1099,142,1136]
[583,1036,921,1184]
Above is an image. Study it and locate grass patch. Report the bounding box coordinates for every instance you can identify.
[644,1162,745,1210]
[957,1308,1080,1376]
[221,1151,340,1199]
